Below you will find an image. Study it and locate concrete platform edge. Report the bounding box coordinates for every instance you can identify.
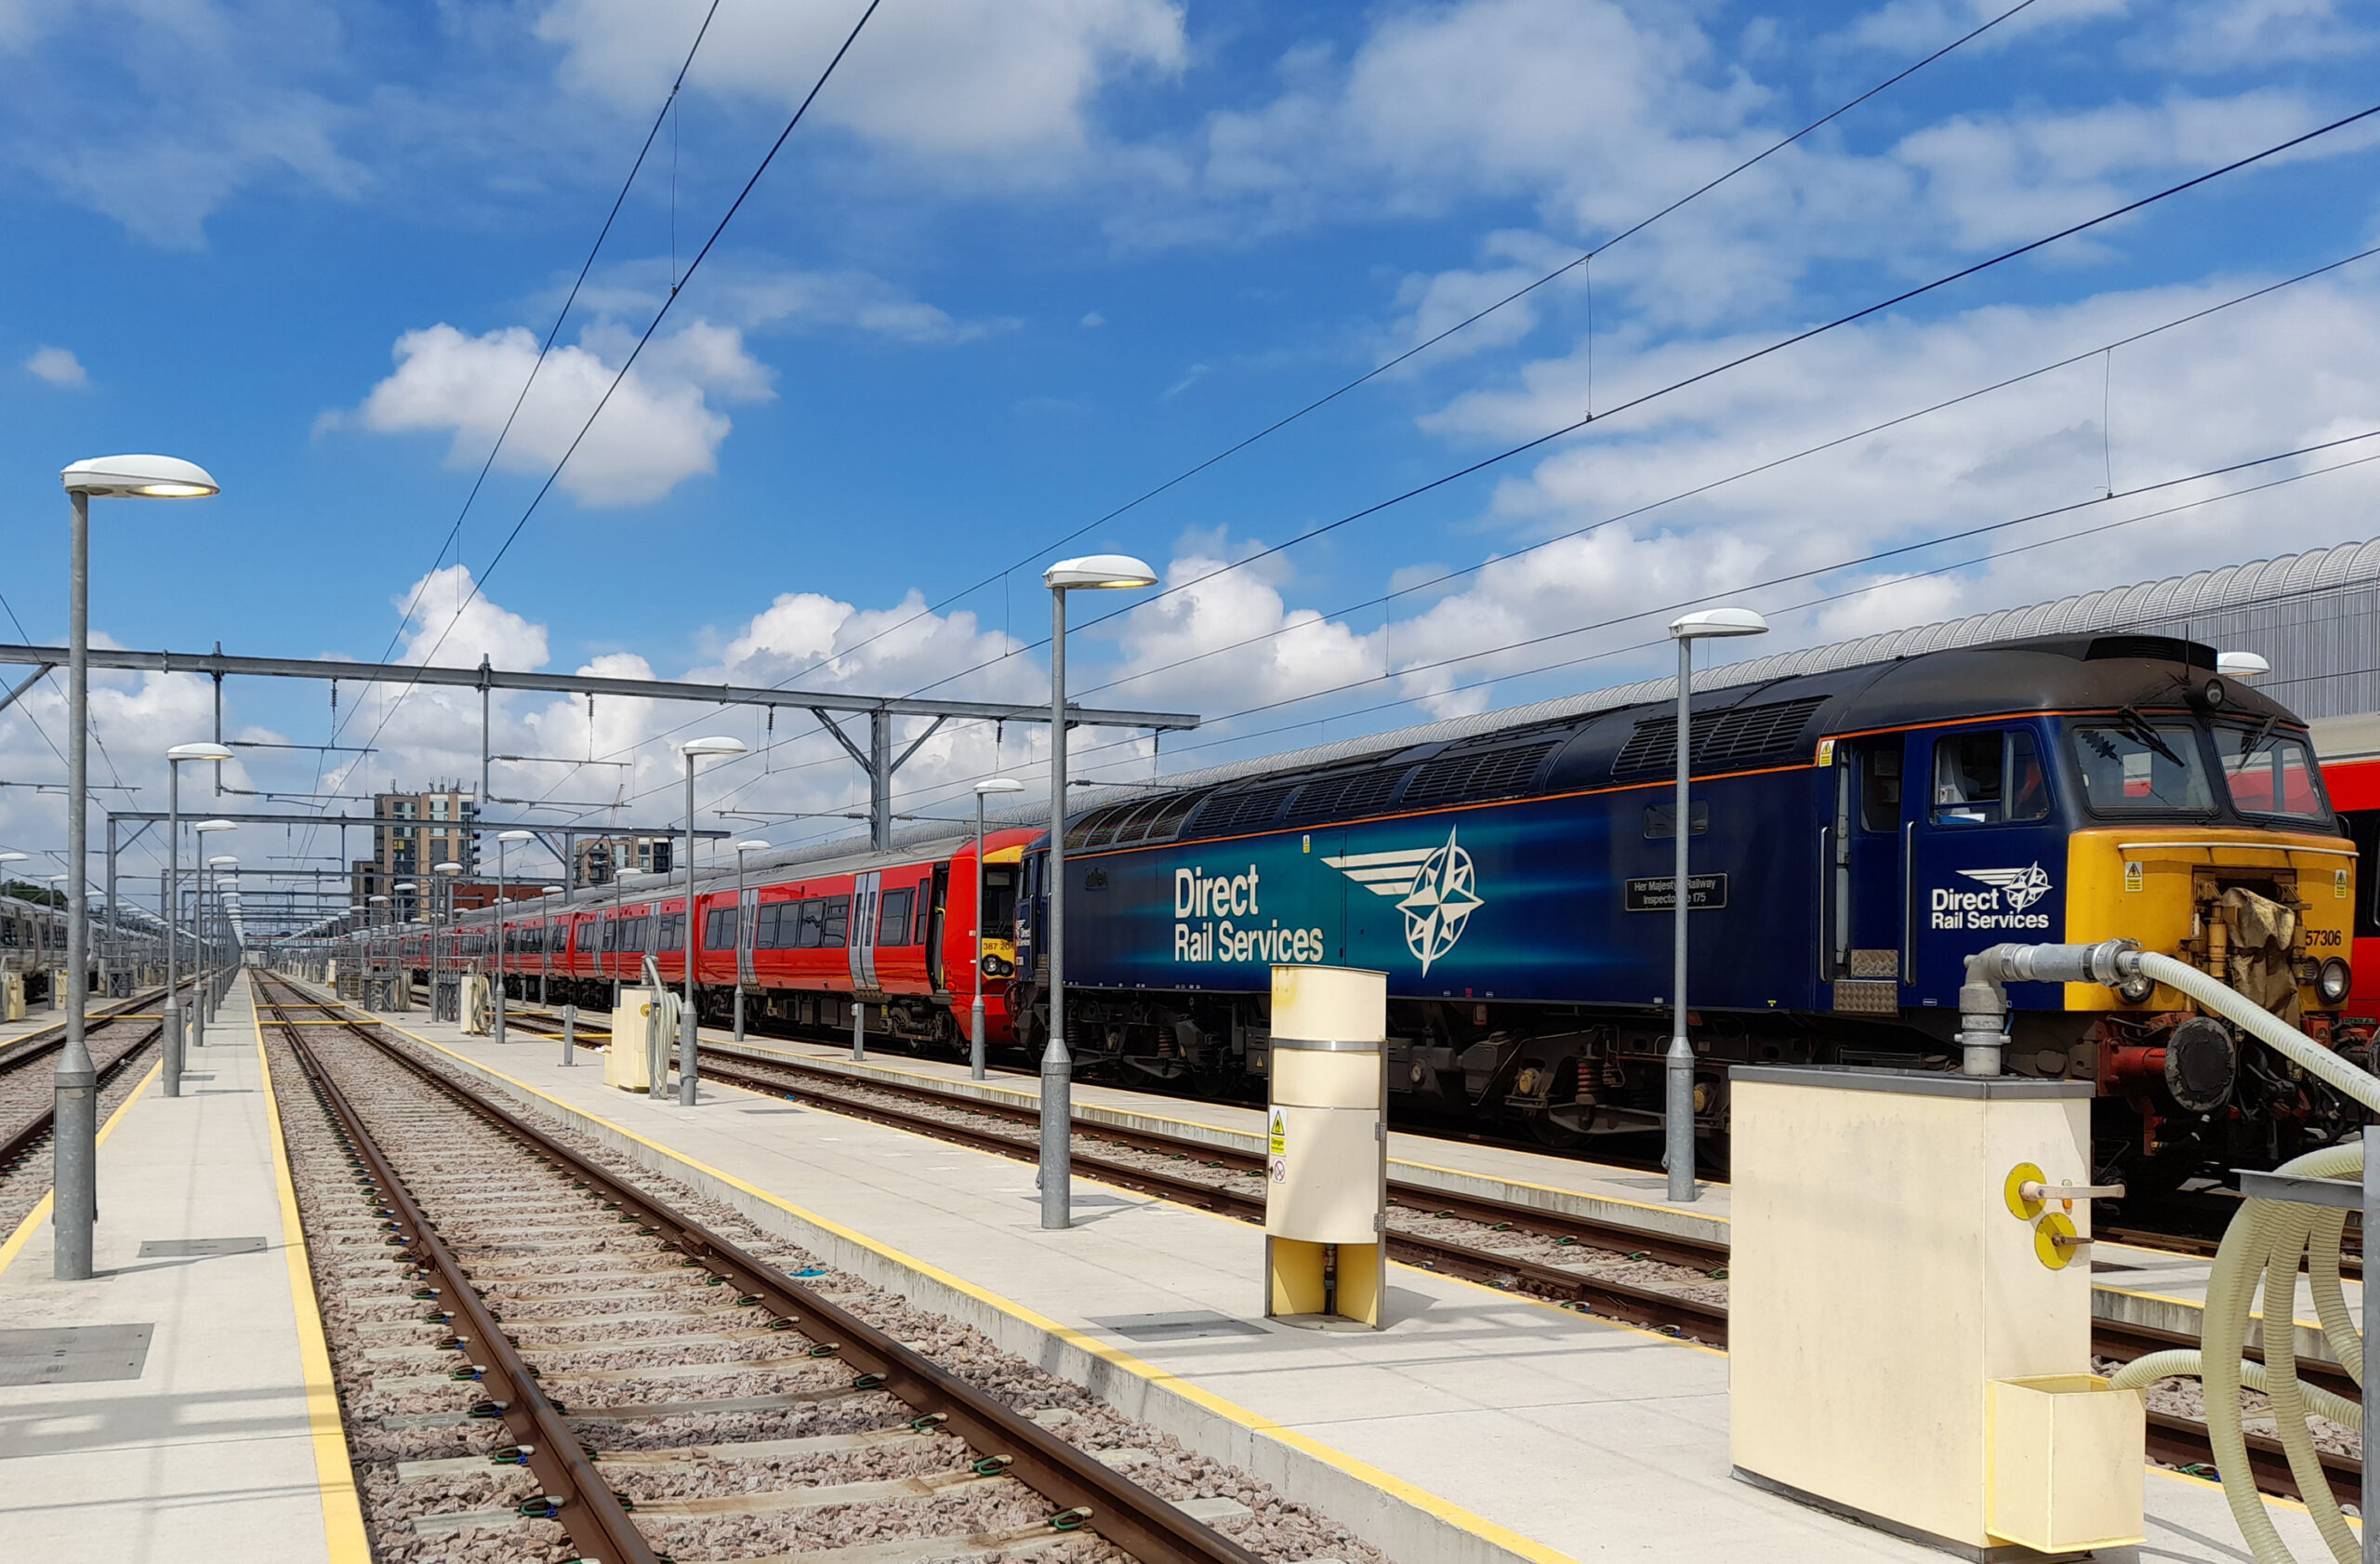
[250,996,376,1563]
[0,1056,161,1276]
[343,1000,1580,1564]
[711,1036,1732,1248]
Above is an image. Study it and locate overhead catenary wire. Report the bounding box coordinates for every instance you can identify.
[797,449,2380,845]
[522,109,2380,820]
[900,98,2380,701]
[748,0,2051,696]
[550,426,2380,842]
[306,0,885,835]
[1067,242,2380,701]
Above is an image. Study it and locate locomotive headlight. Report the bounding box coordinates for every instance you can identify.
[2319,957,2353,1004]
[981,953,1012,978]
[2117,970,2157,1005]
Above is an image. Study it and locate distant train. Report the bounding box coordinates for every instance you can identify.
[0,892,168,1001]
[406,630,2363,1187]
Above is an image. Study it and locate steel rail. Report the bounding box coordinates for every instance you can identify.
[256,979,1266,1564]
[457,1007,2369,1503]
[0,1017,165,1171]
[265,995,656,1564]
[0,986,170,1071]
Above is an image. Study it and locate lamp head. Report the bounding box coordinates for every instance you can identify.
[0,852,27,865]
[208,855,237,868]
[394,881,415,893]
[2216,650,2270,678]
[1044,553,1158,590]
[61,453,219,499]
[540,885,563,895]
[369,895,389,905]
[433,862,462,876]
[496,829,535,844]
[680,736,748,760]
[167,741,234,763]
[193,819,236,834]
[1668,607,1770,641]
[735,839,771,853]
[974,776,1026,797]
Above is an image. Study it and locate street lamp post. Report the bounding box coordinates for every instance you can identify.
[57,452,218,1280]
[971,778,1024,1080]
[367,895,390,1008]
[393,883,416,1010]
[46,876,71,1011]
[492,830,534,1046]
[161,745,230,1097]
[676,738,747,1107]
[1662,607,1767,1203]
[731,841,768,1044]
[1038,555,1157,1229]
[433,862,462,1021]
[208,857,241,1008]
[190,823,235,1049]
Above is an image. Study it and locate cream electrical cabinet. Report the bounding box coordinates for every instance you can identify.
[1263,964,1388,1329]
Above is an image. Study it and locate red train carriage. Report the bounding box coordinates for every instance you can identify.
[435,828,1036,1053]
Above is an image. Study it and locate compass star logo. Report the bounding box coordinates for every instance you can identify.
[1958,863,2053,912]
[1323,827,1487,975]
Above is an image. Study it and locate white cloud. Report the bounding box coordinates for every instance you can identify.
[334,318,772,506]
[539,0,1185,166]
[23,345,86,387]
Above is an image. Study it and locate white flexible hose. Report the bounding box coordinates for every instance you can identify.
[2108,1350,2363,1432]
[640,955,680,1095]
[2121,951,2371,1564]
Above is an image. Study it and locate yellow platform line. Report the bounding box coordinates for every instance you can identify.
[252,1001,374,1564]
[0,1057,163,1278]
[337,1000,1593,1564]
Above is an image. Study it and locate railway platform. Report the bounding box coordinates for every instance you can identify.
[0,972,364,1563]
[307,979,2348,1564]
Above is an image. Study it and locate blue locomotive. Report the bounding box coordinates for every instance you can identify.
[1012,633,2360,1180]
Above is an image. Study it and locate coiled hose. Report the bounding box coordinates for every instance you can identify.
[460,974,495,1035]
[2100,950,2378,1564]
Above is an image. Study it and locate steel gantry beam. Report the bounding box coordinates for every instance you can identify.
[0,641,1199,852]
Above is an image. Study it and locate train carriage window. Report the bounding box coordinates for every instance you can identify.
[795,898,826,948]
[1932,731,2050,826]
[2346,811,2380,940]
[2216,726,2328,822]
[915,889,933,947]
[2069,721,2215,814]
[657,913,685,951]
[706,908,738,949]
[878,887,914,946]
[1859,748,1902,831]
[598,919,615,953]
[821,896,850,948]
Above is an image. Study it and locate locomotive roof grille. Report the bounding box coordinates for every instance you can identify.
[1183,780,1300,837]
[1399,739,1562,810]
[2083,633,2215,667]
[1611,695,1830,778]
[1065,786,1213,852]
[1286,767,1406,825]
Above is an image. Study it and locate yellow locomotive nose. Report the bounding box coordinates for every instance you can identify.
[2063,827,2354,1018]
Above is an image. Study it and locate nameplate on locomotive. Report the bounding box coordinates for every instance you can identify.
[1622,874,1728,912]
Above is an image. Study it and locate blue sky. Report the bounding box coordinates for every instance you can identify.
[1,0,2377,921]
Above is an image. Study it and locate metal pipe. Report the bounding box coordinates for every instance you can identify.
[164,762,182,1098]
[54,490,96,1280]
[562,1002,575,1067]
[494,838,509,1047]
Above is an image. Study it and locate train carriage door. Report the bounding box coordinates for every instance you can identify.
[737,883,758,990]
[927,862,950,995]
[849,870,880,992]
[1828,736,1910,1016]
[1908,725,2062,1004]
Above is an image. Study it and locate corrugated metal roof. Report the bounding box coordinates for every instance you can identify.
[738,536,2380,876]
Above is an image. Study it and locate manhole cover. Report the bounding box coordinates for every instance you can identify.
[139,1237,266,1258]
[0,1324,153,1387]
[1091,1310,1267,1343]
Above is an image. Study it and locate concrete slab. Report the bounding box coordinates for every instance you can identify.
[337,981,2351,1564]
[0,973,366,1564]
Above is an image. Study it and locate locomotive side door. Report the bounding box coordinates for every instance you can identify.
[926,862,949,996]
[848,870,881,993]
[737,883,758,989]
[1827,736,1911,1015]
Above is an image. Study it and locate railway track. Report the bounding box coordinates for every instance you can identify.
[0,988,169,1237]
[398,999,2373,1509]
[255,975,1334,1564]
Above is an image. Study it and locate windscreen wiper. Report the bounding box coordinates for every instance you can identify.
[2115,706,2187,767]
[2238,712,2279,761]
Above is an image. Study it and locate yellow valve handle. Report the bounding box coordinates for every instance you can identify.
[2034,1211,2081,1269]
[2005,1161,2046,1220]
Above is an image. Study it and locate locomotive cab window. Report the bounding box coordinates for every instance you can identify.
[980,866,1018,939]
[1859,747,1902,830]
[2069,719,2215,815]
[2215,724,2329,822]
[1932,730,2050,826]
